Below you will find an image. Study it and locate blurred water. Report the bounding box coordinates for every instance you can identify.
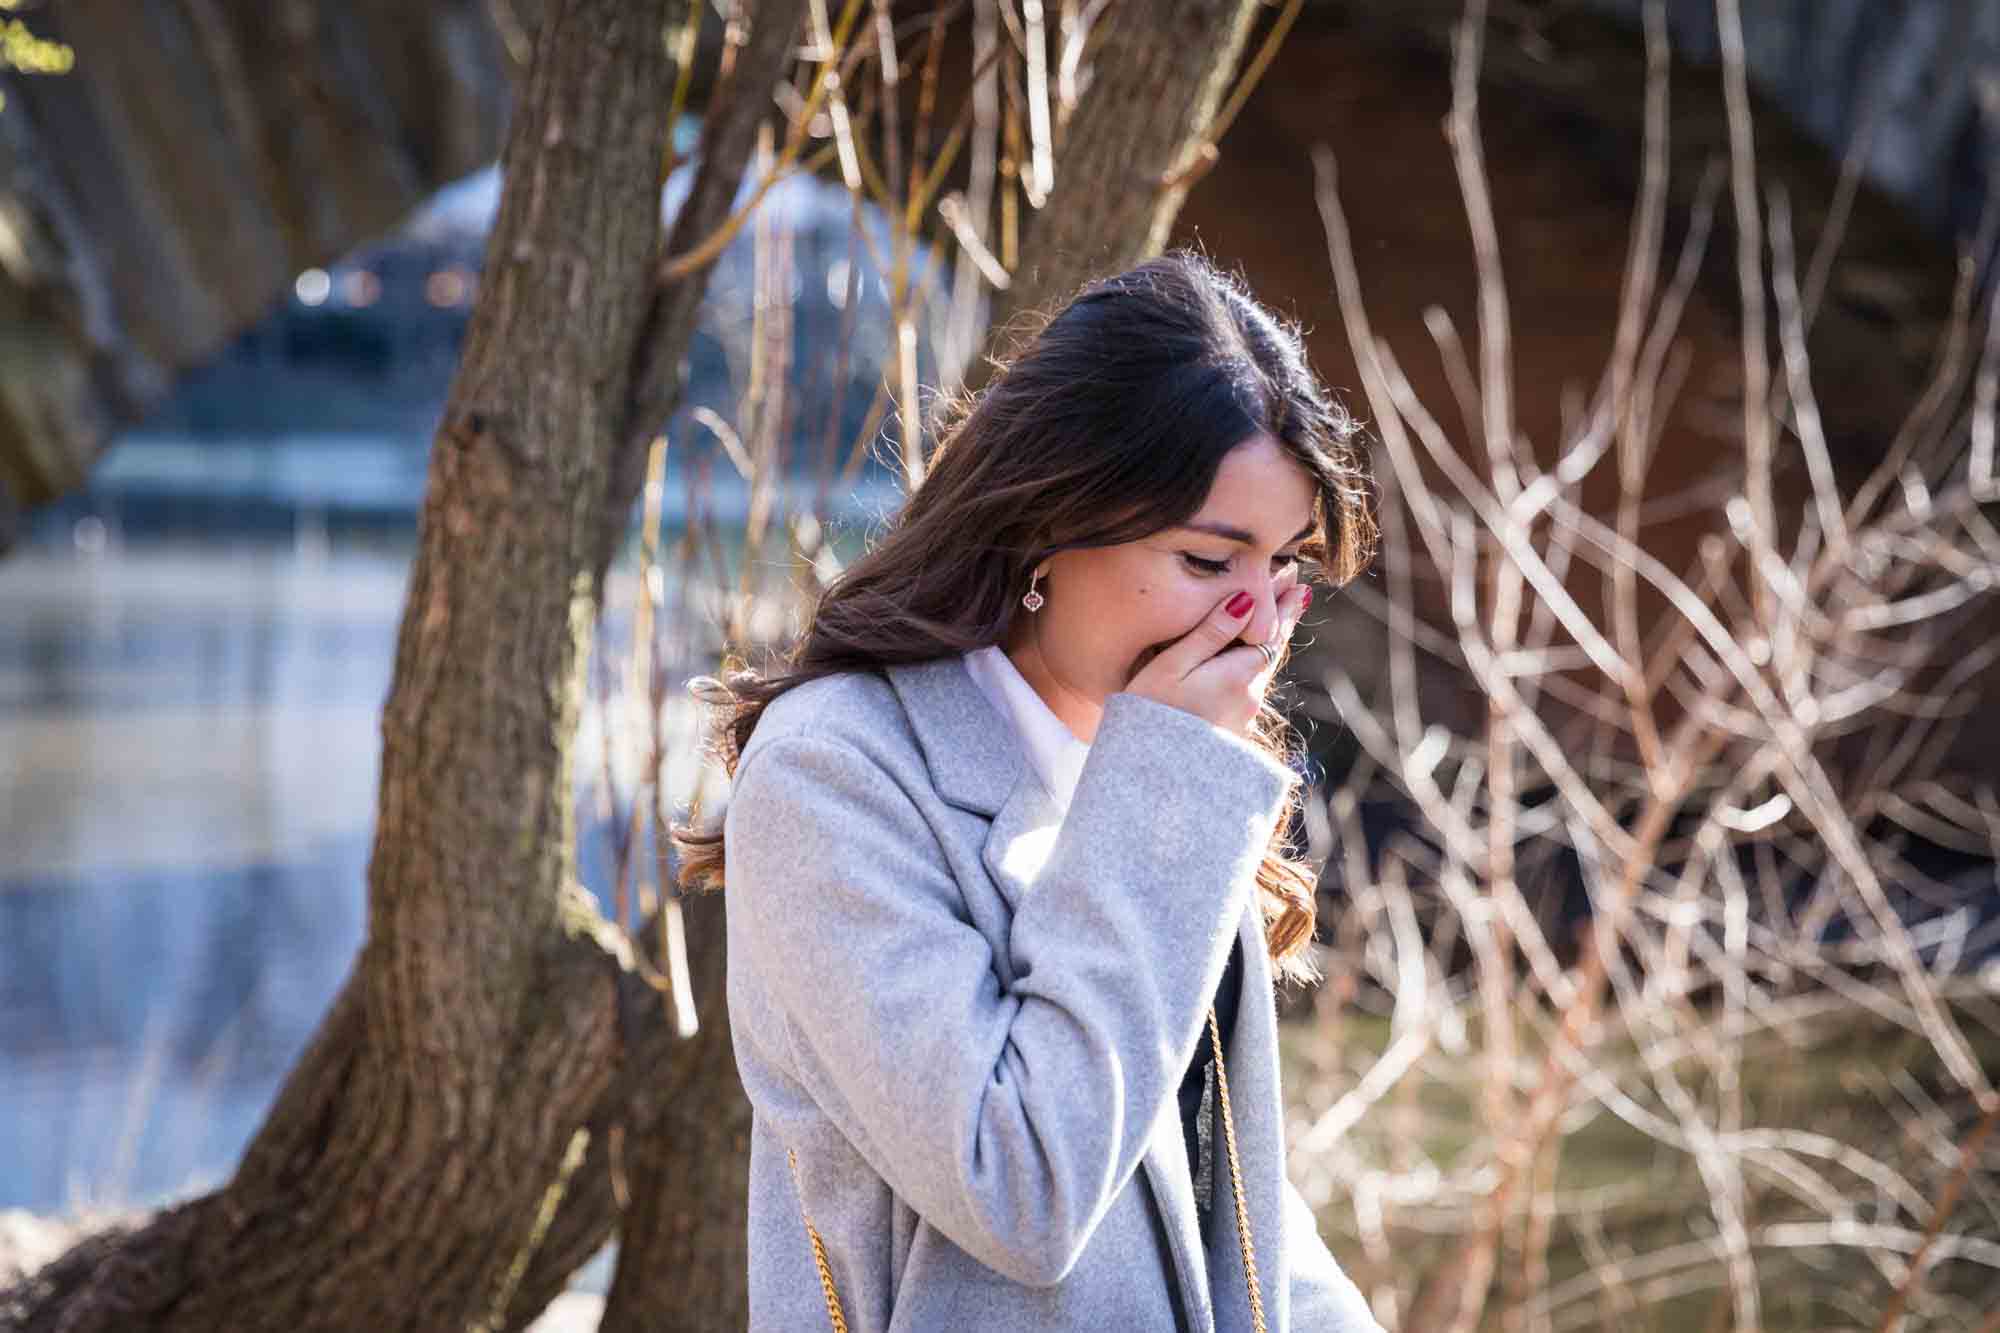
[0,432,892,1216]
[0,533,391,1212]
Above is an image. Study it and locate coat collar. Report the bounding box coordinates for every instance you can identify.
[885,655,1055,917]
[884,655,1025,816]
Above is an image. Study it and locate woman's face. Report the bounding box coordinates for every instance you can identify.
[1005,432,1318,732]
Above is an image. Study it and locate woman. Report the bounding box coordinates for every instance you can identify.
[679,253,1382,1332]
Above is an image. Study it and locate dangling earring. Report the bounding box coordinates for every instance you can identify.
[1022,570,1045,612]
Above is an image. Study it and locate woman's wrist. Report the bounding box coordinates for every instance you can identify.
[1094,691,1296,813]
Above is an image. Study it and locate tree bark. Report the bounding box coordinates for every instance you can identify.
[596,892,751,1332]
[600,0,814,586]
[2,1,678,1327]
[981,0,1263,355]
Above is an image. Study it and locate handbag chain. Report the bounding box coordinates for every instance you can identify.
[787,1144,853,1333]
[787,1004,1265,1333]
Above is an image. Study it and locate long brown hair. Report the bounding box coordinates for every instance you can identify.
[675,252,1374,983]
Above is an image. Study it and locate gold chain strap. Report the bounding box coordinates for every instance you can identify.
[1208,1003,1267,1333]
[786,1004,1261,1333]
[788,1145,851,1333]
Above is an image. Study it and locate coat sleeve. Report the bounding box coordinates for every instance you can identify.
[1283,1178,1384,1332]
[727,690,1291,1287]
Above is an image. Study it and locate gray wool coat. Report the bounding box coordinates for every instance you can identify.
[724,655,1382,1332]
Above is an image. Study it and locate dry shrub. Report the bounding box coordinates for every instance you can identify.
[1290,4,2000,1330]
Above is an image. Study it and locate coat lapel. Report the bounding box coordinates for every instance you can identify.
[886,654,1221,1328]
[979,774,1061,914]
[887,655,1064,915]
[1144,1108,1219,1333]
[884,656,1021,815]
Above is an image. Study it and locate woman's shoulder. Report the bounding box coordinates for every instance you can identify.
[739,665,921,774]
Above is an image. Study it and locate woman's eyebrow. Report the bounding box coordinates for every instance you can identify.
[1179,518,1317,546]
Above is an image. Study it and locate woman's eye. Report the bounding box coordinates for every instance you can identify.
[1183,552,1302,576]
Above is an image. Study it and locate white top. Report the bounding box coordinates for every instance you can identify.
[962,645,1092,812]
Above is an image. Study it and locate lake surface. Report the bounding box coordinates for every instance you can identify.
[0,431,892,1215]
[1,530,395,1212]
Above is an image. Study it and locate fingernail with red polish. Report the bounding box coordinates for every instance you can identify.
[1226,591,1254,618]
[1300,586,1313,610]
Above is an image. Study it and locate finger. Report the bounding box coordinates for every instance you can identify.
[1275,582,1312,642]
[1148,589,1255,680]
[1245,586,1306,662]
[1248,639,1284,681]
[1252,585,1314,676]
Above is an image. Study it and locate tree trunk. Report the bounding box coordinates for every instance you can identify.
[2,1,678,1326]
[982,0,1263,353]
[596,892,751,1331]
[485,889,753,1332]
